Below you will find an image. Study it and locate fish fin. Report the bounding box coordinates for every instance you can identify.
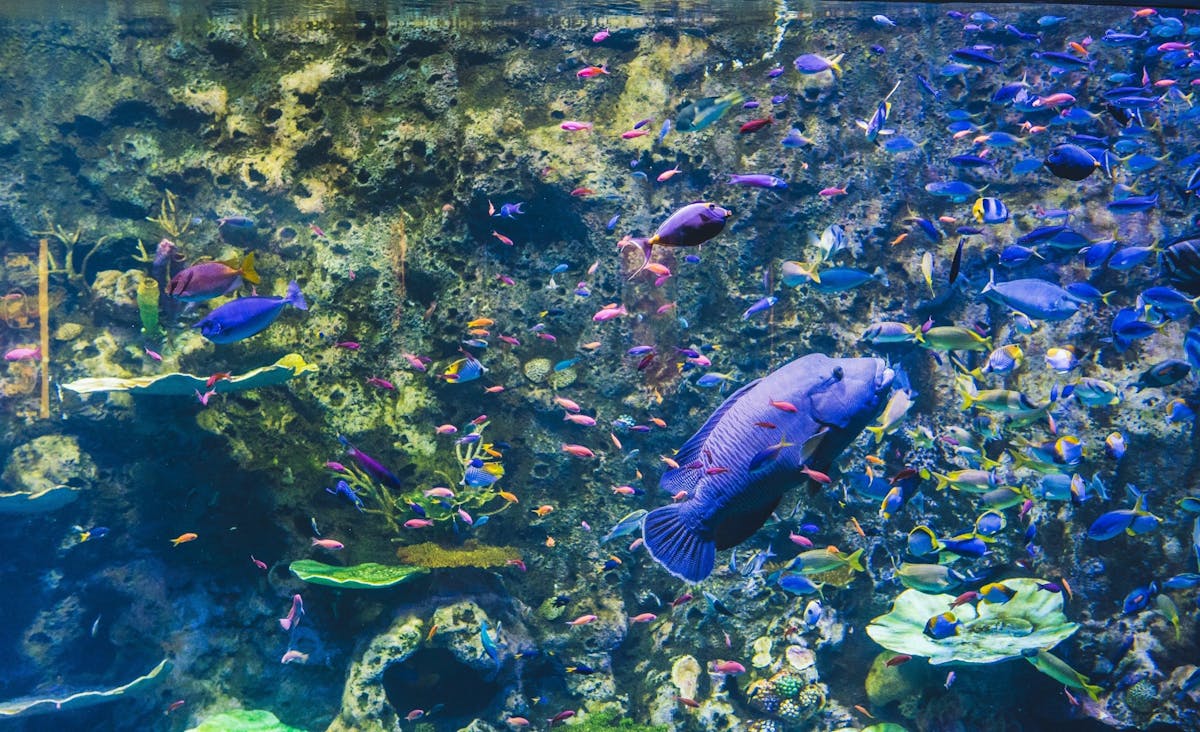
[1082,682,1102,701]
[241,252,260,285]
[845,548,865,572]
[285,280,309,311]
[829,53,844,75]
[981,268,997,294]
[642,504,715,582]
[660,466,702,499]
[712,493,783,551]
[865,425,885,444]
[667,377,762,473]
[626,238,654,280]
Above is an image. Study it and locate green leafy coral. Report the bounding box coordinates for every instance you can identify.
[187,709,304,732]
[394,540,521,568]
[570,711,668,732]
[865,578,1078,665]
[288,560,428,589]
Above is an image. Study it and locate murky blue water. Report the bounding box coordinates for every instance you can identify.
[1,2,1199,731]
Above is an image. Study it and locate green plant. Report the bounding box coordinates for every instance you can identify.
[288,560,428,589]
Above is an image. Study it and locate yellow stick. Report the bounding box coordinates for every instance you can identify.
[38,238,50,419]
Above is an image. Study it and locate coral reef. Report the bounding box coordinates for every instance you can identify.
[188,709,303,732]
[394,540,521,569]
[288,560,428,589]
[0,659,170,719]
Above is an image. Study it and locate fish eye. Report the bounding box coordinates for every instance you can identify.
[833,367,844,380]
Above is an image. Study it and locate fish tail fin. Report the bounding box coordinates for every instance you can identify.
[933,472,952,491]
[845,548,865,572]
[829,53,844,75]
[241,252,260,285]
[642,504,714,583]
[866,424,885,444]
[626,238,653,280]
[981,268,997,294]
[285,280,309,311]
[873,266,890,288]
[1082,682,1102,701]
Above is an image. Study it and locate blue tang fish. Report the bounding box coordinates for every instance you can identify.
[196,280,307,344]
[642,353,894,582]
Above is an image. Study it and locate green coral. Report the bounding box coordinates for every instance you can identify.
[187,709,304,732]
[288,560,428,589]
[568,711,667,732]
[865,578,1078,665]
[394,540,521,568]
[1124,679,1158,713]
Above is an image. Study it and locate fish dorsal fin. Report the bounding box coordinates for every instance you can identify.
[673,377,762,468]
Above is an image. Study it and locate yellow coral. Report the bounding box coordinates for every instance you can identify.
[293,177,330,214]
[172,82,228,118]
[395,541,521,569]
[280,60,336,95]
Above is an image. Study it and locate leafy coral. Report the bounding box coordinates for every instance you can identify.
[187,709,304,732]
[288,560,428,589]
[569,711,667,732]
[865,578,1078,665]
[394,540,521,568]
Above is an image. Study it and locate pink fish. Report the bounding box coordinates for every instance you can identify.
[621,129,650,139]
[562,443,595,458]
[629,613,657,623]
[612,485,636,495]
[405,518,434,529]
[312,538,344,550]
[250,555,268,571]
[435,424,458,435]
[788,532,814,547]
[566,614,598,626]
[366,377,395,390]
[195,389,217,406]
[405,709,425,721]
[145,348,163,361]
[710,659,746,675]
[506,558,527,571]
[554,397,582,412]
[281,649,309,664]
[592,304,627,321]
[424,486,456,498]
[4,346,40,362]
[335,341,361,350]
[563,413,596,426]
[656,302,677,314]
[819,184,849,197]
[498,335,521,346]
[629,537,644,550]
[497,274,516,286]
[457,508,474,525]
[560,121,594,131]
[402,353,431,372]
[279,594,304,631]
[310,223,326,238]
[506,718,531,728]
[656,166,682,182]
[536,332,557,342]
[1034,92,1076,108]
[325,461,347,472]
[576,65,608,78]
[592,29,610,43]
[492,231,515,246]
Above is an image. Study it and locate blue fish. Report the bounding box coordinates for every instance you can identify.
[777,573,822,595]
[1108,193,1159,213]
[480,620,502,668]
[1087,493,1160,540]
[1123,582,1158,614]
[924,612,962,639]
[742,296,778,320]
[981,271,1081,321]
[196,280,307,344]
[642,354,893,582]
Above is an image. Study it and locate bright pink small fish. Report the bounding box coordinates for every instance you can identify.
[562,443,595,458]
[4,346,40,361]
[563,413,596,426]
[405,709,425,721]
[711,660,746,675]
[405,518,434,529]
[310,223,326,238]
[250,555,268,570]
[281,649,309,664]
[560,121,594,131]
[497,274,515,286]
[492,231,514,246]
[457,508,474,525]
[366,377,395,390]
[498,335,521,346]
[592,29,610,43]
[819,184,849,197]
[621,129,650,139]
[312,538,344,550]
[145,348,163,361]
[593,304,627,321]
[279,594,304,631]
[506,558,527,571]
[195,389,217,406]
[576,65,608,78]
[554,397,582,412]
[435,424,458,435]
[424,486,456,498]
[788,532,814,547]
[335,341,361,350]
[402,353,431,371]
[629,613,657,623]
[325,461,347,472]
[566,614,598,626]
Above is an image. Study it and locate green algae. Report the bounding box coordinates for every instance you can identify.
[394,540,521,569]
[570,710,668,732]
[288,560,428,589]
[187,709,304,732]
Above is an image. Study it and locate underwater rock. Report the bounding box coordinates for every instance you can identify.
[0,658,170,719]
[523,357,552,383]
[0,434,95,513]
[89,269,143,324]
[327,615,423,732]
[865,651,935,710]
[671,655,702,701]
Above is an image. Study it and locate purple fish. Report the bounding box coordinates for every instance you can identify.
[151,238,185,286]
[793,53,843,75]
[729,174,788,189]
[338,435,403,488]
[642,354,893,581]
[742,296,778,320]
[167,253,260,302]
[625,202,730,278]
[195,280,307,343]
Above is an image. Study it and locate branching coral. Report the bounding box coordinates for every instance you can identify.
[145,189,191,239]
[32,218,111,294]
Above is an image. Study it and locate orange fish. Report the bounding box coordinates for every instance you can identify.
[580,341,602,350]
[467,318,495,328]
[170,532,198,546]
[533,505,555,517]
[497,490,519,503]
[649,417,667,428]
[426,624,439,641]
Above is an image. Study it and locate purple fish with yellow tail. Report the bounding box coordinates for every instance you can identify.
[643,353,893,582]
[167,253,260,302]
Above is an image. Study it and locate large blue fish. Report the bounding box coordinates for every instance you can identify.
[642,354,894,582]
[980,270,1081,321]
[196,280,307,344]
